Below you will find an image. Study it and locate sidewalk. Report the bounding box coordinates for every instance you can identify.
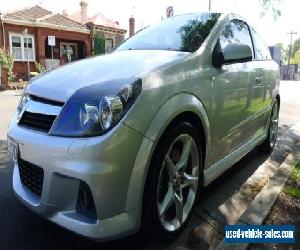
[0,90,20,140]
[0,89,23,97]
[216,123,300,250]
[188,122,300,250]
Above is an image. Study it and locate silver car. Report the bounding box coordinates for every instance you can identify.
[7,13,279,241]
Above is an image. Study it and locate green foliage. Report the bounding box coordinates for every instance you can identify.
[284,187,300,199]
[290,161,300,181]
[275,43,288,64]
[260,0,282,20]
[34,61,46,73]
[94,35,106,55]
[0,48,15,82]
[178,13,221,53]
[283,161,300,199]
[289,39,300,64]
[291,39,300,59]
[290,50,300,64]
[277,39,300,65]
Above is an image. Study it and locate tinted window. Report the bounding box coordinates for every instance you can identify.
[117,13,221,53]
[219,19,254,57]
[250,28,271,60]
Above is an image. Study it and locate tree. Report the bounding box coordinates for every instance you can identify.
[276,39,300,65]
[0,48,15,82]
[93,35,106,55]
[290,50,300,64]
[291,39,300,59]
[260,0,282,20]
[275,43,288,65]
[179,13,221,53]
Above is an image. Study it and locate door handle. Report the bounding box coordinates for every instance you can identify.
[255,76,263,85]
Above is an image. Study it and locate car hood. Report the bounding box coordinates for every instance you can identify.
[26,50,190,102]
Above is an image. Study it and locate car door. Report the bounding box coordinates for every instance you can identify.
[211,19,257,163]
[249,27,274,135]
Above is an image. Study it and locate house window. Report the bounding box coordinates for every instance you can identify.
[9,33,35,61]
[24,37,34,60]
[105,39,113,53]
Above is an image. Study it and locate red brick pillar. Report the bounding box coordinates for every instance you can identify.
[0,22,3,48]
[36,28,46,66]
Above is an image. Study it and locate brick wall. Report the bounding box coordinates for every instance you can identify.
[0,22,3,48]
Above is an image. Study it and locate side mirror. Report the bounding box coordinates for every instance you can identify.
[212,43,253,68]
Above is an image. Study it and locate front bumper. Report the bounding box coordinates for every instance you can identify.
[8,114,145,240]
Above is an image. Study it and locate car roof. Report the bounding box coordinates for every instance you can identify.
[168,12,247,23]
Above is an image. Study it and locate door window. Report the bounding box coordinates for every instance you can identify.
[250,28,271,60]
[219,19,254,57]
[60,43,78,62]
[105,39,113,53]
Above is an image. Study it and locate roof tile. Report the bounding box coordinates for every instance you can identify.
[43,14,86,30]
[4,6,52,22]
[67,11,126,31]
[4,5,88,32]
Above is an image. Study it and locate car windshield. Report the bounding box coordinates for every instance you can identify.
[117,13,221,53]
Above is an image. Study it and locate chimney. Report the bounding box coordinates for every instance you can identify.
[62,9,68,17]
[80,0,88,24]
[166,6,174,18]
[129,16,135,37]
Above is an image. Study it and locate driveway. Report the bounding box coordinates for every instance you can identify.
[0,82,299,250]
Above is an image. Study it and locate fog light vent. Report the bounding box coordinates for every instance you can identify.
[76,182,97,220]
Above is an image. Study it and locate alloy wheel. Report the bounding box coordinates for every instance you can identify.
[269,101,279,148]
[156,134,199,231]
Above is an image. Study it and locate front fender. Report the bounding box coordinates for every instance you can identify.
[144,93,210,144]
[125,93,211,212]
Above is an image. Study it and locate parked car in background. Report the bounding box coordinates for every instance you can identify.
[7,12,279,241]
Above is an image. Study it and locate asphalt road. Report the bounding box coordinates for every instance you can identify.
[0,81,299,250]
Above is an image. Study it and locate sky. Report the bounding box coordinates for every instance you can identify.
[0,0,299,47]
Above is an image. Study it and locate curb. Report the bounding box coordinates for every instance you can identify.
[216,153,299,250]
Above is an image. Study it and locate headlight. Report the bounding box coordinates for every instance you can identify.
[50,78,142,137]
[99,96,123,130]
[17,94,29,112]
[16,93,30,122]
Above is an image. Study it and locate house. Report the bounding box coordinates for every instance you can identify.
[0,5,92,86]
[65,1,127,52]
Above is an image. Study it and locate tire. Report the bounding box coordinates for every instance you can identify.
[260,100,279,153]
[142,122,203,240]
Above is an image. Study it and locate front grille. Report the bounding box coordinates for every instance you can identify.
[19,111,56,133]
[18,158,44,196]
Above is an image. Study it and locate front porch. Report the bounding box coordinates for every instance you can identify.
[44,38,88,69]
[36,27,92,72]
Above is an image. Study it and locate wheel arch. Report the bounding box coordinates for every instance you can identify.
[125,93,211,214]
[156,111,207,168]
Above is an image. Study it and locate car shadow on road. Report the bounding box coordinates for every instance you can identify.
[0,125,297,250]
[196,125,297,225]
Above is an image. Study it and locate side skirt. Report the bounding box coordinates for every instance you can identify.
[203,133,266,187]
